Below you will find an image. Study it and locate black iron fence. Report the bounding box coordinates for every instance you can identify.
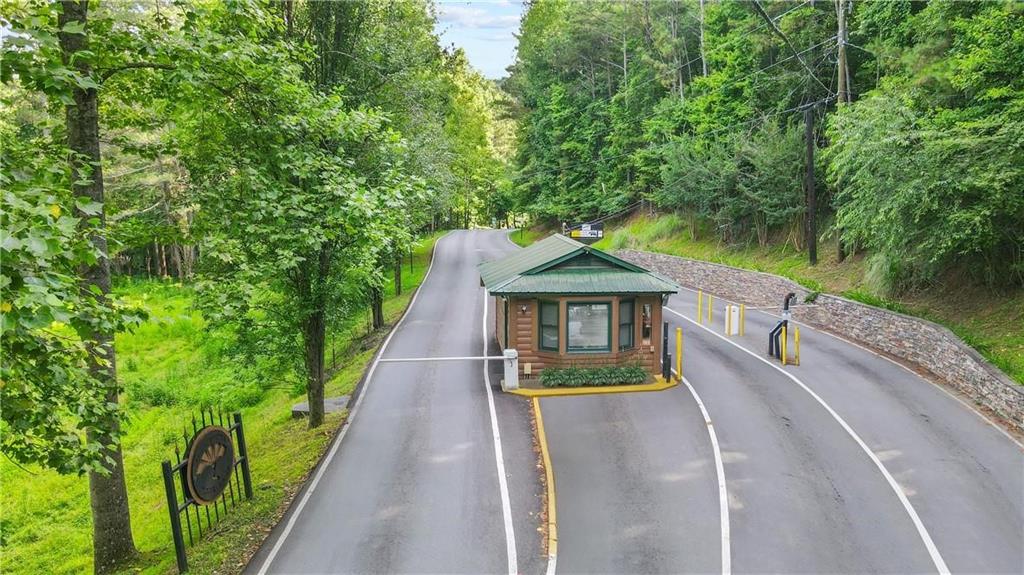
[162,409,253,573]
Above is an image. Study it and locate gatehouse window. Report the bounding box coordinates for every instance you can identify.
[641,303,653,345]
[567,302,611,353]
[539,300,559,351]
[619,299,635,350]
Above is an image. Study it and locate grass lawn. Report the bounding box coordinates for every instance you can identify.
[583,214,1022,385]
[0,231,447,575]
[510,227,544,247]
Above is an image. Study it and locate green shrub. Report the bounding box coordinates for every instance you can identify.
[540,365,648,388]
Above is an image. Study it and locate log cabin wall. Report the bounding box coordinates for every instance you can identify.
[498,294,663,378]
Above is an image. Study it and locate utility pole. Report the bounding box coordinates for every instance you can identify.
[804,106,817,265]
[835,0,850,262]
[699,0,708,76]
[836,0,850,105]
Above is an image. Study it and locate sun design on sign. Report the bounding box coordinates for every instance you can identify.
[196,443,226,475]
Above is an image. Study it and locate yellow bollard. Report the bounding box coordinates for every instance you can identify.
[781,325,787,366]
[795,326,800,366]
[697,290,703,324]
[740,304,745,336]
[675,327,683,381]
[726,305,732,335]
[708,294,714,324]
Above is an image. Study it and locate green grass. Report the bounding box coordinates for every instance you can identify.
[593,214,1023,385]
[510,227,544,247]
[0,231,447,575]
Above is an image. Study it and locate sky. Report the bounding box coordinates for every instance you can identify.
[434,1,525,79]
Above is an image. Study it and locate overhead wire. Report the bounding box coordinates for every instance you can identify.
[658,94,837,193]
[515,33,837,182]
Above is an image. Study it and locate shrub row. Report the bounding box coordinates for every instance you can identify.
[540,365,648,388]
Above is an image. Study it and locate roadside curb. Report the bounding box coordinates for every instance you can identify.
[532,397,558,575]
[507,376,677,398]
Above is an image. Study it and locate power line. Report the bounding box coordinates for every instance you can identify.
[630,0,815,93]
[751,0,832,93]
[558,95,837,225]
[657,95,837,192]
[514,35,837,182]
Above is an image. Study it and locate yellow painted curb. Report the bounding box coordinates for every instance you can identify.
[508,376,678,398]
[533,397,558,561]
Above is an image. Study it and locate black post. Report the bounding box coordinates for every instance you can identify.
[162,460,188,573]
[662,321,670,379]
[233,413,254,499]
[805,107,817,265]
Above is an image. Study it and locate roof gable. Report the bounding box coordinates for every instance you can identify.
[479,233,679,296]
[478,233,582,288]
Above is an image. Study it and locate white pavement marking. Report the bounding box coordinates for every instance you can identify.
[481,288,519,575]
[504,230,558,575]
[664,305,951,575]
[674,368,732,575]
[255,232,451,575]
[505,229,520,248]
[378,355,506,362]
[673,286,1024,450]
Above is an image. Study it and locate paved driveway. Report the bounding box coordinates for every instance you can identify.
[250,229,1023,575]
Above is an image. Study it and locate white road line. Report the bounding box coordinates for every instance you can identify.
[670,287,1024,450]
[378,355,506,362]
[255,232,452,575]
[481,287,519,575]
[664,305,952,575]
[505,229,520,248]
[673,368,731,575]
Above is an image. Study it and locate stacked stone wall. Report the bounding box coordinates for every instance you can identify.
[617,249,1024,434]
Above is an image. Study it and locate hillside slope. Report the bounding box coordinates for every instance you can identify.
[575,214,1022,384]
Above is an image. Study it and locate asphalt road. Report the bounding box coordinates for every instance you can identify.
[662,290,1024,574]
[248,230,538,574]
[250,229,1023,574]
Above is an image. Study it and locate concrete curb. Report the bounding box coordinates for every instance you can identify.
[507,375,677,398]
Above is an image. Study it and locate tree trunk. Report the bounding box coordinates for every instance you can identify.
[302,309,326,429]
[58,2,137,571]
[394,252,402,296]
[170,244,183,280]
[371,286,384,330]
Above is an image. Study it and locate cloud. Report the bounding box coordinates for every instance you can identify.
[437,4,520,30]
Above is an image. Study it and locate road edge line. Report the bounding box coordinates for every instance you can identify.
[674,370,731,575]
[671,287,1023,449]
[481,288,519,575]
[532,397,558,575]
[664,306,951,575]
[254,231,452,575]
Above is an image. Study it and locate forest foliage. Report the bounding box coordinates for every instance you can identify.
[1,2,514,570]
[507,0,1024,290]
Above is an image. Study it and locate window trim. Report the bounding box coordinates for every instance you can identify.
[566,301,612,353]
[619,299,635,351]
[538,299,560,352]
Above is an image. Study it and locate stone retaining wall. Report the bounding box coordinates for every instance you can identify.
[617,249,1024,434]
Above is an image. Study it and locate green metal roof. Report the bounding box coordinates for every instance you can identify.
[479,233,679,296]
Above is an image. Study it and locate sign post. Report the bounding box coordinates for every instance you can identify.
[162,409,253,573]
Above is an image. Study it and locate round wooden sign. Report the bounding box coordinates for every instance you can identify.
[186,425,235,505]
